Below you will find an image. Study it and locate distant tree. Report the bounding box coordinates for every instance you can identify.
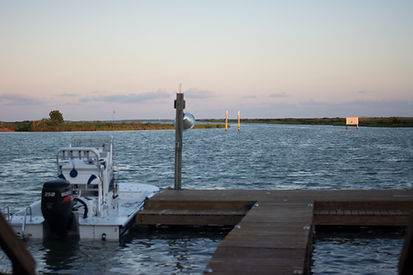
[390,117,401,125]
[49,110,64,124]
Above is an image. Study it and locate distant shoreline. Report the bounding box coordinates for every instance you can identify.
[0,120,226,132]
[1,117,412,132]
[200,117,413,128]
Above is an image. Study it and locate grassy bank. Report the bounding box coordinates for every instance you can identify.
[2,117,412,132]
[199,117,413,127]
[0,120,226,132]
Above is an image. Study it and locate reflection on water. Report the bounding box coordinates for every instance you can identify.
[1,124,412,274]
[1,226,228,274]
[312,228,405,275]
[41,237,81,273]
[29,226,228,275]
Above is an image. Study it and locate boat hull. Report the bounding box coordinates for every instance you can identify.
[10,183,158,241]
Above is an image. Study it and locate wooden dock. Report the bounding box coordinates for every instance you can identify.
[137,189,413,274]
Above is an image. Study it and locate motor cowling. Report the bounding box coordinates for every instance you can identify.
[41,179,74,238]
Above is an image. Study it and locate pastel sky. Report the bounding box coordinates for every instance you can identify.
[1,0,412,121]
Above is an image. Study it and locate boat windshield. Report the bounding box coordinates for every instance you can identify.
[71,136,113,152]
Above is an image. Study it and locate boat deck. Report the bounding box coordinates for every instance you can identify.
[137,189,413,274]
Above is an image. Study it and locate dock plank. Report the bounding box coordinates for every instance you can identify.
[207,201,313,274]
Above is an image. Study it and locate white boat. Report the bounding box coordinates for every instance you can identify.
[8,136,159,241]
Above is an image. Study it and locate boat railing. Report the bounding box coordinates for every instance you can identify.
[71,136,113,153]
[57,144,112,217]
[57,147,102,167]
[19,206,32,239]
[3,206,10,221]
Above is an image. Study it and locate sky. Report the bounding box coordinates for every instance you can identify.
[0,0,412,121]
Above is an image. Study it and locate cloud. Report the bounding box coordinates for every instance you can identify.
[58,93,78,97]
[184,88,214,99]
[80,90,171,103]
[0,94,45,106]
[232,99,413,119]
[244,95,256,99]
[269,92,289,98]
[292,100,413,117]
[353,90,370,95]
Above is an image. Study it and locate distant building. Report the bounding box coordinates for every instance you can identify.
[346,117,359,129]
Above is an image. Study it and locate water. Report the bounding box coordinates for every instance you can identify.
[312,229,406,275]
[23,227,229,275]
[1,124,412,274]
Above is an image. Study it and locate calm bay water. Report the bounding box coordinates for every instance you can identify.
[1,124,412,274]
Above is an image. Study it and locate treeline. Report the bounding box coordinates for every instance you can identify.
[199,117,413,127]
[2,117,412,132]
[0,120,226,132]
[241,117,413,127]
[358,117,413,127]
[0,120,170,132]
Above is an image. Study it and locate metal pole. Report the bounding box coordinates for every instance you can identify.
[174,92,185,190]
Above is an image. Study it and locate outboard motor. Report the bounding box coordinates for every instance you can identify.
[41,179,74,238]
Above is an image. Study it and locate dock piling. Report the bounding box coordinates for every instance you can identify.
[399,213,413,275]
[225,110,228,132]
[237,110,240,131]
